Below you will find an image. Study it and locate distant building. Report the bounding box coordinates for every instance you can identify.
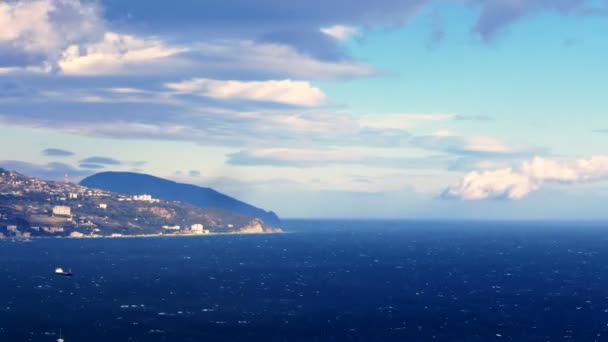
[162,225,180,230]
[99,203,108,209]
[69,193,78,199]
[52,206,71,217]
[69,231,85,238]
[43,227,64,234]
[190,224,205,233]
[133,194,159,203]
[7,225,18,232]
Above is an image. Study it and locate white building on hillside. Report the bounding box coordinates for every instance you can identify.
[53,206,71,217]
[133,194,160,203]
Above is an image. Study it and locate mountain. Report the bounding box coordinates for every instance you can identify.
[0,169,280,239]
[80,172,280,225]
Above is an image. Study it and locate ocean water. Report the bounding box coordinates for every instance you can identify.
[2,220,608,341]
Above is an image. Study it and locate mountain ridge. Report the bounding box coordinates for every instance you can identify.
[80,172,280,225]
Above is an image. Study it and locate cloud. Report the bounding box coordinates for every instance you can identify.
[0,1,376,80]
[226,148,450,169]
[443,156,608,200]
[99,0,429,59]
[2,0,603,78]
[97,0,608,51]
[0,160,93,181]
[320,25,359,40]
[165,78,327,107]
[79,163,105,169]
[0,108,412,148]
[411,130,544,157]
[470,0,607,41]
[188,40,377,80]
[0,0,103,66]
[42,148,74,157]
[80,156,122,165]
[57,32,188,76]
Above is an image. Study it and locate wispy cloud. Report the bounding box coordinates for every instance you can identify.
[226,148,450,169]
[58,32,189,76]
[80,156,122,165]
[411,130,545,157]
[470,0,607,41]
[165,78,327,107]
[320,25,359,41]
[42,148,74,157]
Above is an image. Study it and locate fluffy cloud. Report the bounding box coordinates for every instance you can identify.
[165,78,327,107]
[444,156,608,200]
[0,0,186,75]
[320,25,359,41]
[0,0,102,64]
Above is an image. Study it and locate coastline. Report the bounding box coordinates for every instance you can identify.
[0,229,284,242]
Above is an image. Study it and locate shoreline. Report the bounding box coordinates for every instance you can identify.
[0,230,284,242]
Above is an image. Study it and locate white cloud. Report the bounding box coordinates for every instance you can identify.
[320,25,359,41]
[0,0,102,56]
[58,32,188,75]
[444,156,608,200]
[0,0,102,53]
[166,78,327,107]
[1,2,375,79]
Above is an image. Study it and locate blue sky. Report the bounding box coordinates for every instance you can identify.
[1,0,608,219]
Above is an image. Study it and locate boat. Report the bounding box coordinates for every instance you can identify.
[57,328,65,342]
[54,267,73,277]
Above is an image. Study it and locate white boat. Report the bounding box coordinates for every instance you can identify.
[54,267,73,277]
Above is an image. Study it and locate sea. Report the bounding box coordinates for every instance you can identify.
[2,220,608,341]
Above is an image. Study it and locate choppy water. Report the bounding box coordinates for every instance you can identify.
[2,220,608,341]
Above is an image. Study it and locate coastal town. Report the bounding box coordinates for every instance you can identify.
[0,168,278,240]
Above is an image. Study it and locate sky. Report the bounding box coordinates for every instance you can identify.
[1,0,608,219]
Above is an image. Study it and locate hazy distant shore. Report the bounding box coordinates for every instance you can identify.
[0,230,283,242]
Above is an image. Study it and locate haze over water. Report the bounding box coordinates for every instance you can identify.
[2,220,608,341]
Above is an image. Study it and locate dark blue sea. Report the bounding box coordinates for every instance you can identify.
[2,220,608,341]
